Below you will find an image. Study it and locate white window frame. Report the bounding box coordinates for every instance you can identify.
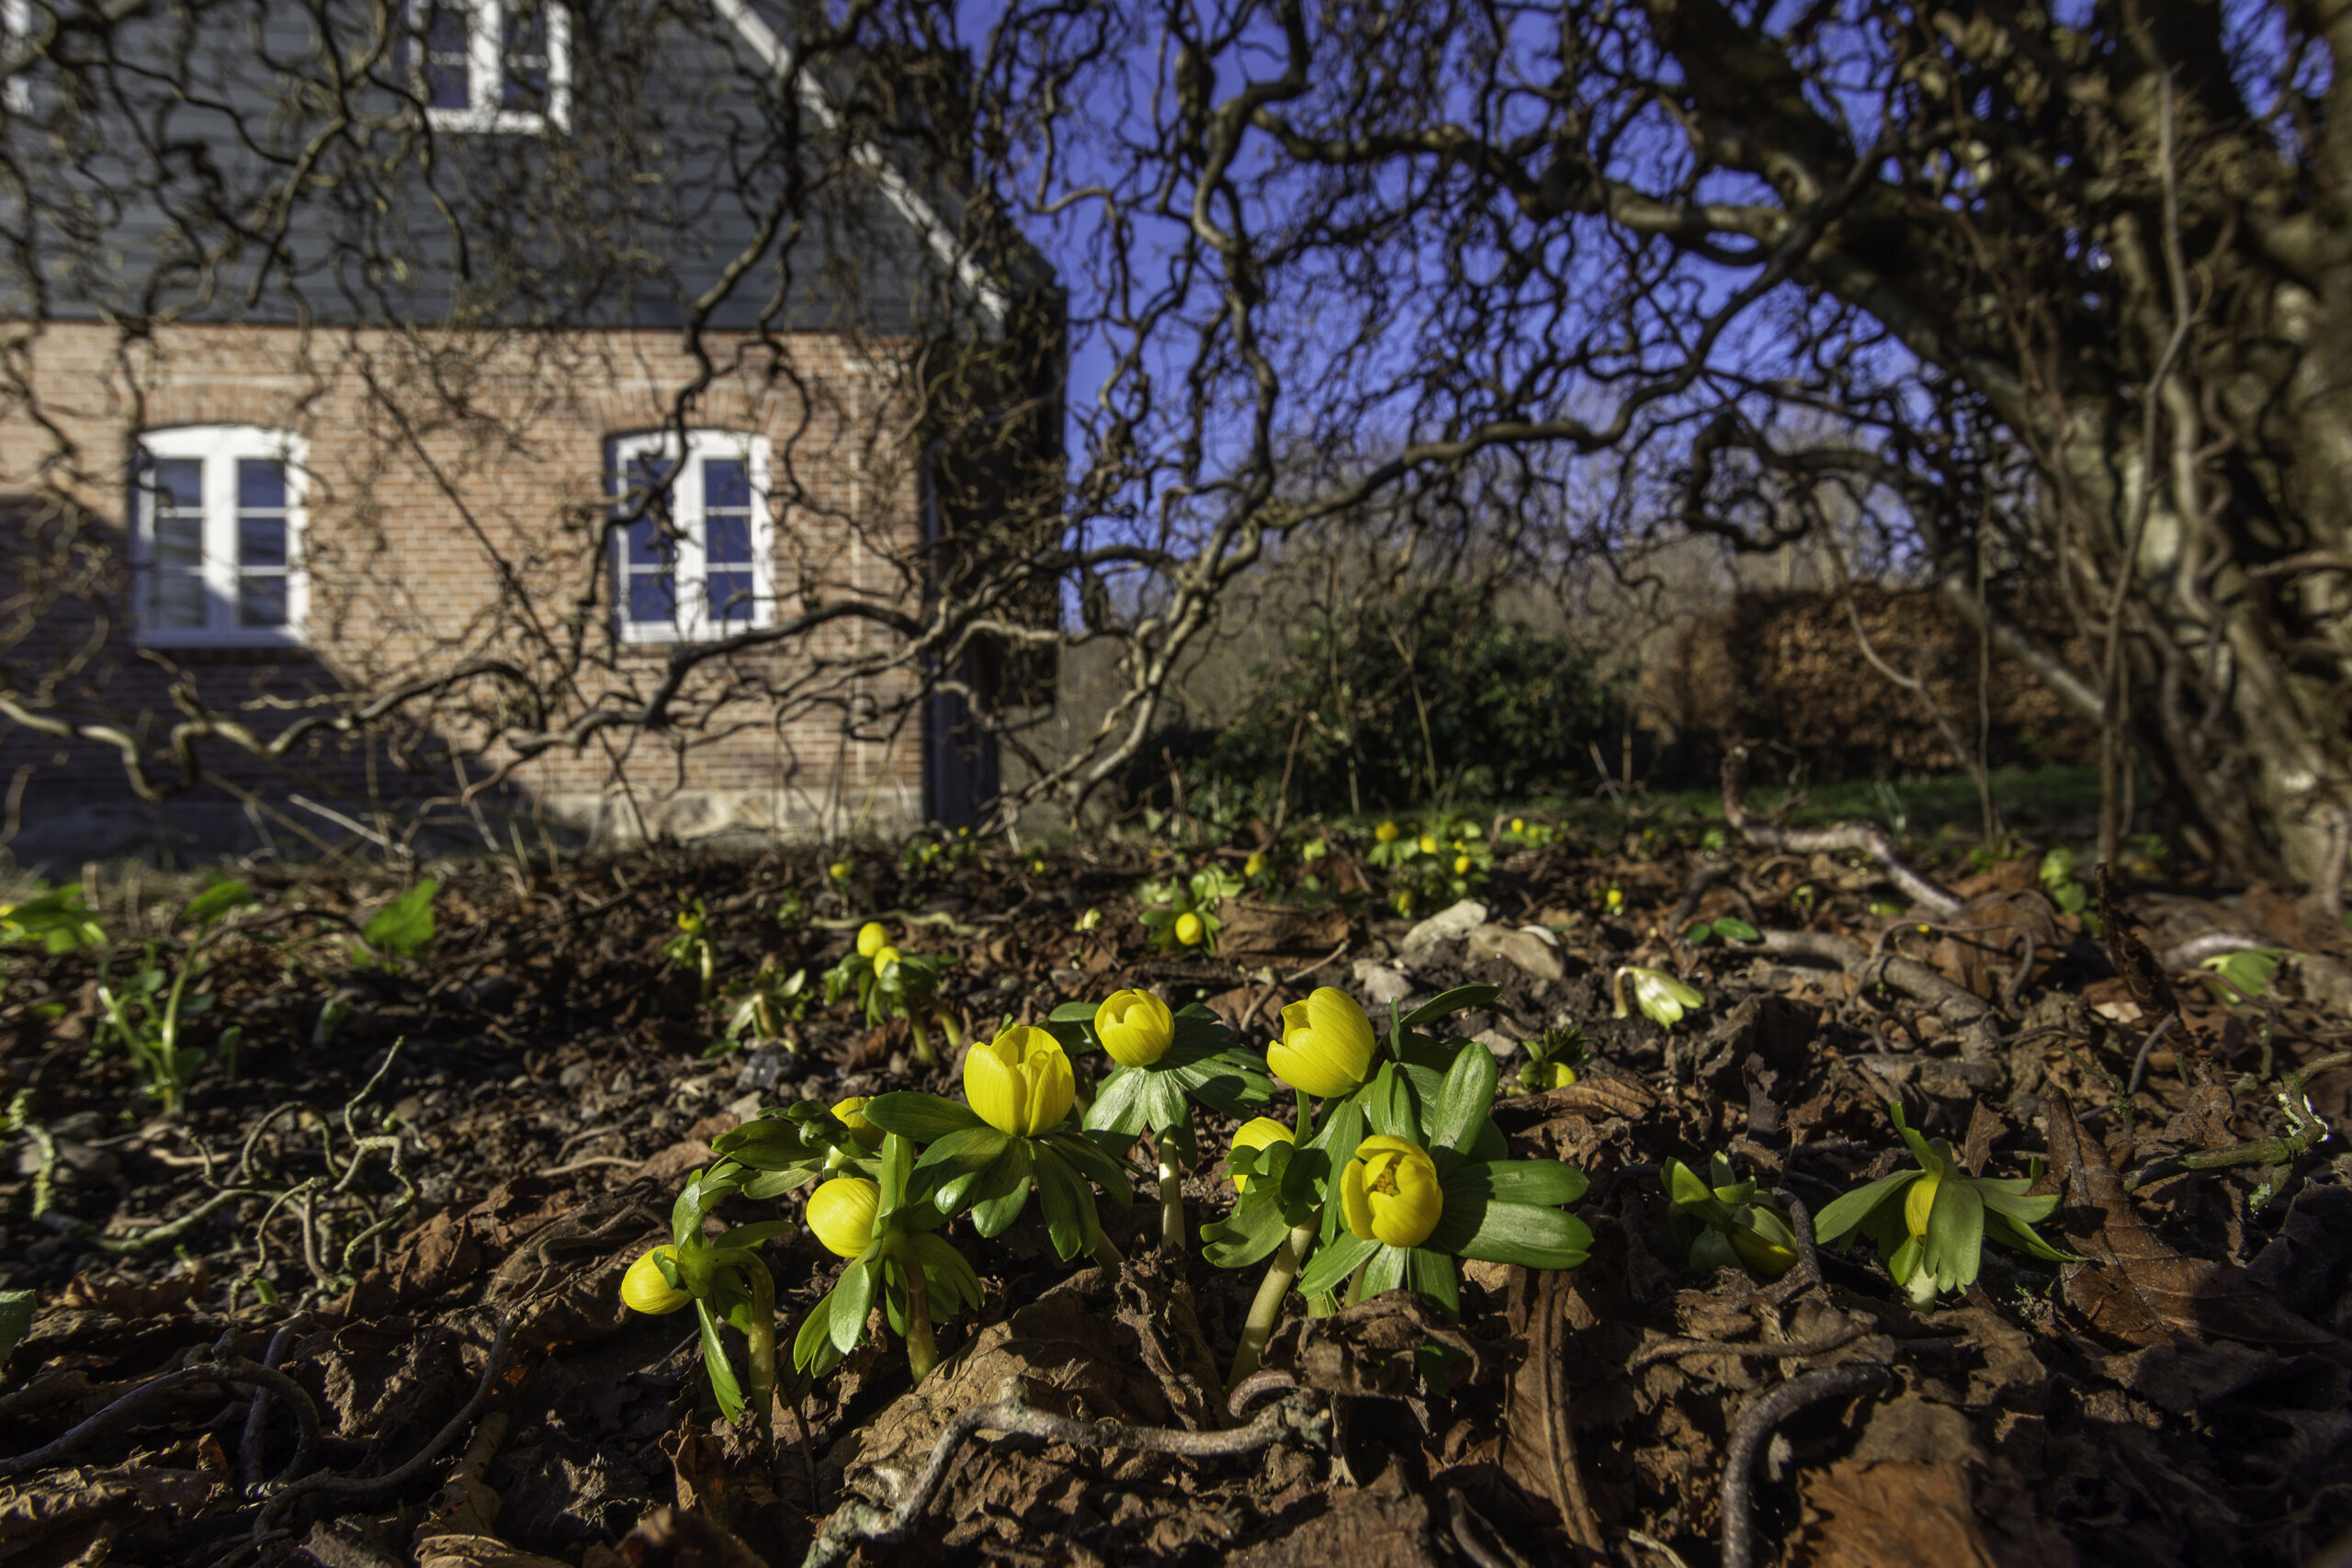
[609,429,774,646]
[134,425,310,649]
[414,0,570,135]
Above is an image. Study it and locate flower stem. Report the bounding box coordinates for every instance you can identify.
[1156,1113,1196,1256]
[1228,1221,1318,1389]
[1091,1226,1125,1274]
[742,1260,778,1452]
[908,1012,938,1068]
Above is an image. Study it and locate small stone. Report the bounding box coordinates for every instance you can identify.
[725,1091,764,1122]
[557,1061,593,1089]
[1473,1027,1521,1063]
[1351,960,1415,1008]
[1466,923,1565,983]
[1400,899,1489,960]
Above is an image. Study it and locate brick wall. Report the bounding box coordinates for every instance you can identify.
[0,320,934,852]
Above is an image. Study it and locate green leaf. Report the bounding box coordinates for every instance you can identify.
[912,1125,1012,1176]
[741,1167,821,1200]
[1202,1186,1294,1269]
[1398,985,1502,1029]
[1042,1131,1135,1204]
[1297,1231,1379,1297]
[362,879,439,960]
[0,1290,33,1369]
[1812,1169,1920,1247]
[710,1220,796,1250]
[1452,1202,1593,1270]
[1444,1160,1589,1209]
[878,1133,912,1216]
[830,1259,874,1354]
[1363,1063,1419,1142]
[1713,917,1761,942]
[1426,1040,1498,1156]
[864,1091,985,1142]
[697,1302,747,1418]
[1404,1247,1460,1317]
[181,878,254,931]
[1033,1150,1096,1262]
[1170,1052,1274,1118]
[1083,1066,1152,1136]
[964,1143,1036,1236]
[1363,1243,1407,1298]
[1983,1206,2080,1265]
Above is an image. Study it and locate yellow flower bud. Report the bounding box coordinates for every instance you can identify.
[872,944,902,973]
[1375,820,1400,843]
[1418,834,1439,856]
[856,921,888,957]
[1095,988,1175,1067]
[807,1177,881,1258]
[831,1095,885,1151]
[620,1246,692,1315]
[1905,1167,1942,1242]
[1605,887,1623,910]
[1394,889,1416,915]
[1228,1117,1295,1191]
[1174,911,1204,947]
[1340,1135,1443,1248]
[965,1024,1077,1136]
[1453,854,1473,875]
[1267,986,1376,1100]
[1244,851,1267,878]
[1510,818,1525,833]
[829,861,853,881]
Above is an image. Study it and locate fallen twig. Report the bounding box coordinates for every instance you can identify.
[0,1356,320,1488]
[799,1377,1327,1568]
[1721,750,1962,916]
[1719,1364,1891,1568]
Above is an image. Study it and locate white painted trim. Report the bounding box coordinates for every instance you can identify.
[134,424,311,649]
[703,0,1008,326]
[610,428,775,645]
[418,0,571,135]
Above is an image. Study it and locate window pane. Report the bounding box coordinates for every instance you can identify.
[627,571,675,624]
[152,457,202,515]
[704,457,749,511]
[236,458,285,511]
[153,571,206,629]
[623,517,671,568]
[501,0,550,110]
[708,570,753,624]
[705,513,752,566]
[424,3,471,109]
[239,573,287,627]
[239,514,287,570]
[153,511,202,573]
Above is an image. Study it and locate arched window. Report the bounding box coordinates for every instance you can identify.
[609,430,773,643]
[134,426,308,648]
[413,0,571,133]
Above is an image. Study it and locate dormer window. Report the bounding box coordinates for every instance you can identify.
[415,0,569,134]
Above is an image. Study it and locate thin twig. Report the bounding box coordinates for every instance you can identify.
[2125,1011,2181,1097]
[0,1359,320,1488]
[239,1320,301,1495]
[799,1379,1326,1568]
[1719,1366,1890,1568]
[1625,1325,1866,1373]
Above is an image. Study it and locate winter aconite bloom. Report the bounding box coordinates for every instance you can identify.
[620,1246,691,1315]
[1375,820,1400,843]
[1340,1136,1443,1247]
[829,862,854,882]
[807,1177,881,1258]
[1615,965,1705,1029]
[1175,911,1205,947]
[857,922,888,958]
[1418,834,1440,856]
[872,944,902,973]
[1095,989,1176,1067]
[1267,986,1377,1100]
[966,1025,1077,1136]
[831,1096,886,1151]
[1453,854,1473,875]
[1244,851,1267,878]
[1227,1117,1295,1191]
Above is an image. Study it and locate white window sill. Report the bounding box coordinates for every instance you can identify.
[426,105,568,134]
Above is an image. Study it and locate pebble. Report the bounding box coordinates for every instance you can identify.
[1350,960,1415,1008]
[557,1062,594,1089]
[1399,899,1489,960]
[1467,923,1565,984]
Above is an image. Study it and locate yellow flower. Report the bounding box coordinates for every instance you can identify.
[1095,988,1175,1067]
[1510,818,1525,833]
[965,1024,1077,1136]
[1244,851,1267,878]
[1340,1135,1443,1248]
[1605,887,1623,911]
[620,1247,692,1315]
[856,921,888,958]
[1418,834,1440,856]
[1228,1117,1295,1191]
[1904,1162,1943,1242]
[807,1177,881,1258]
[872,944,902,973]
[1174,911,1204,947]
[831,1095,885,1151]
[1267,986,1376,1100]
[829,861,853,882]
[1394,889,1416,916]
[1453,854,1473,875]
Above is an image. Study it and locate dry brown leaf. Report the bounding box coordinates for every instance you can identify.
[55,1262,210,1318]
[2095,867,2179,1020]
[1784,1461,2001,1568]
[1217,901,1351,960]
[2044,1089,2334,1348]
[1932,890,2058,1002]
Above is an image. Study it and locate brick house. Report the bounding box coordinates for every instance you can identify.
[0,0,1056,868]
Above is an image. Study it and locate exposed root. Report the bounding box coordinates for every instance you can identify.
[1721,750,1962,916]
